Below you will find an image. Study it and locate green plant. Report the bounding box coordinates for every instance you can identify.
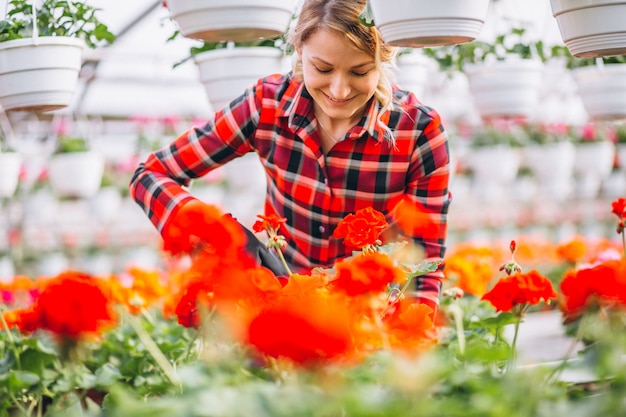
[550,45,626,70]
[423,27,548,75]
[172,35,291,68]
[0,0,115,48]
[54,136,90,154]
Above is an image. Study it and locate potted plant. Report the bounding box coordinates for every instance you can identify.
[165,0,298,43]
[47,135,105,199]
[553,46,626,121]
[366,0,490,48]
[519,123,576,200]
[461,123,525,201]
[424,27,548,120]
[549,0,626,58]
[568,122,616,199]
[0,0,114,112]
[392,48,436,98]
[184,37,290,111]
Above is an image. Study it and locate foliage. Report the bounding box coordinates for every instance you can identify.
[0,0,115,48]
[550,45,626,70]
[423,27,547,75]
[53,136,89,153]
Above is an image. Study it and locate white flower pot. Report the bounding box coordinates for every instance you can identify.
[194,46,285,111]
[167,0,297,42]
[368,0,490,47]
[48,152,105,199]
[0,37,83,112]
[465,59,545,119]
[393,52,433,98]
[465,145,522,185]
[574,141,616,179]
[572,63,626,121]
[521,141,576,200]
[550,0,626,57]
[0,152,22,198]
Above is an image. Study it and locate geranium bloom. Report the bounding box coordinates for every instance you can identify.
[612,197,626,234]
[253,214,287,234]
[390,196,440,238]
[9,271,117,340]
[331,252,405,296]
[560,259,626,320]
[556,237,588,265]
[332,207,388,249]
[247,292,353,365]
[481,269,557,313]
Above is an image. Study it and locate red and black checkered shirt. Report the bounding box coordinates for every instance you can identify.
[130,72,451,308]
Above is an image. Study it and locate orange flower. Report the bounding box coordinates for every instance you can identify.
[384,300,437,352]
[560,259,626,320]
[332,207,388,249]
[556,237,588,264]
[331,252,405,296]
[11,271,117,340]
[481,269,557,313]
[247,292,353,365]
[390,196,440,238]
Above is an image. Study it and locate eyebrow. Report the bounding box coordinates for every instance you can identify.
[311,56,374,69]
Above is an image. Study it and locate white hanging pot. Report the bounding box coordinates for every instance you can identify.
[393,52,433,98]
[572,63,626,121]
[550,0,626,58]
[0,37,83,112]
[465,59,545,119]
[48,151,105,199]
[167,0,297,43]
[368,0,490,47]
[521,141,576,200]
[0,152,21,198]
[194,46,286,111]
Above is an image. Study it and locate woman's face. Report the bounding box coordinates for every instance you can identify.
[298,29,380,124]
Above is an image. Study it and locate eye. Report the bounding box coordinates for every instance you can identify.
[352,70,369,77]
[314,66,332,74]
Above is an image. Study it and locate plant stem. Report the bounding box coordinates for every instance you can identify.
[274,247,293,276]
[0,307,21,369]
[127,314,181,388]
[546,313,588,383]
[448,302,466,356]
[511,315,521,366]
[621,231,626,259]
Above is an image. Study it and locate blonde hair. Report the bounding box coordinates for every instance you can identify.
[289,0,398,143]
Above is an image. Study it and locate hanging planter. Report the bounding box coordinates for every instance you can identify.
[549,0,626,58]
[368,0,490,47]
[47,137,105,199]
[571,63,626,121]
[465,59,545,120]
[166,0,297,43]
[194,45,286,111]
[0,0,114,112]
[393,50,433,98]
[0,37,83,112]
[0,151,21,198]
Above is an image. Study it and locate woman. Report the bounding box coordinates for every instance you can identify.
[130,0,451,311]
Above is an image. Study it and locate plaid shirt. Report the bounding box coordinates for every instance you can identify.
[130,72,451,309]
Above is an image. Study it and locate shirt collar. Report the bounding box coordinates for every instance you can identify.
[276,75,389,143]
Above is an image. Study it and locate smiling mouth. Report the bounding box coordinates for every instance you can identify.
[324,93,352,103]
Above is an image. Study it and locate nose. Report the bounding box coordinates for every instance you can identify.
[328,74,350,100]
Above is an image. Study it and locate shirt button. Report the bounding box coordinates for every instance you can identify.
[319,226,325,233]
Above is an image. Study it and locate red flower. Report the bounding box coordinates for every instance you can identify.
[15,272,117,340]
[560,259,626,320]
[331,252,404,296]
[247,292,352,365]
[332,207,388,249]
[481,269,557,313]
[252,214,287,234]
[611,197,626,234]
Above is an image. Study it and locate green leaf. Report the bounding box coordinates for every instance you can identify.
[8,370,40,391]
[95,363,123,387]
